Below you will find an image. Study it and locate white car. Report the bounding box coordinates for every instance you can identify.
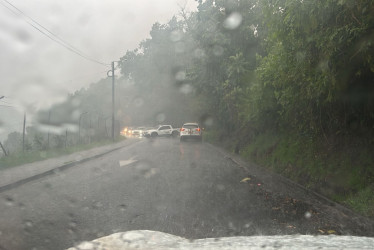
[131,127,146,137]
[143,125,179,138]
[180,123,202,142]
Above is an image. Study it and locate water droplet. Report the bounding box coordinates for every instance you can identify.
[71,110,80,120]
[69,221,77,228]
[133,97,144,107]
[296,51,306,62]
[92,201,103,209]
[194,48,206,59]
[19,202,26,210]
[135,161,151,174]
[24,220,33,228]
[175,71,186,81]
[175,42,185,53]
[44,182,52,189]
[202,116,214,127]
[318,60,329,72]
[170,29,183,42]
[213,45,224,56]
[179,84,193,94]
[119,204,127,212]
[4,196,14,206]
[71,98,81,107]
[223,12,242,30]
[155,113,166,123]
[304,211,312,219]
[144,168,159,178]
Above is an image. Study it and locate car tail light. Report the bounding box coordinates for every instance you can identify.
[196,128,201,131]
[180,128,185,131]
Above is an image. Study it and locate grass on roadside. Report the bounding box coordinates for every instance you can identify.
[0,137,125,170]
[238,131,374,217]
[205,128,374,218]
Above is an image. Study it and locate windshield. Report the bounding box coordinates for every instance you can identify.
[183,124,198,129]
[1,0,374,249]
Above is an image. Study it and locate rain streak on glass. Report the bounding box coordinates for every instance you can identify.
[223,12,243,30]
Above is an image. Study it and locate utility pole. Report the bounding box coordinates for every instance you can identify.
[65,129,68,148]
[111,61,115,142]
[79,111,88,144]
[0,141,7,156]
[47,110,51,149]
[107,61,120,142]
[22,112,26,152]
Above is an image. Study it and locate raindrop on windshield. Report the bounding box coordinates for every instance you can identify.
[202,116,214,127]
[155,113,166,123]
[133,97,144,107]
[170,29,183,42]
[119,204,127,212]
[71,98,81,107]
[304,211,312,219]
[14,29,32,52]
[39,151,47,158]
[179,84,193,94]
[194,48,206,59]
[175,41,185,53]
[175,71,186,81]
[4,196,14,206]
[24,220,33,228]
[223,12,243,30]
[213,45,224,56]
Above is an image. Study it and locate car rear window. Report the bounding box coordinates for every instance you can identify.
[183,124,199,129]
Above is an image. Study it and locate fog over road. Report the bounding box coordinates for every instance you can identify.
[0,138,373,250]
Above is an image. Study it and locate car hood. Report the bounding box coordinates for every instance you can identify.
[67,230,374,249]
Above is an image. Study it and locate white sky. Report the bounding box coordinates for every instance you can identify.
[0,0,197,139]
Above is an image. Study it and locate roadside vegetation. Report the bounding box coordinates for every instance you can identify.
[0,137,125,170]
[2,0,373,217]
[116,0,372,217]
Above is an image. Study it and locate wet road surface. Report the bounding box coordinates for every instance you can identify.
[0,138,373,249]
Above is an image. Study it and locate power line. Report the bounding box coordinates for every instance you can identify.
[0,0,110,66]
[0,104,15,108]
[0,99,13,105]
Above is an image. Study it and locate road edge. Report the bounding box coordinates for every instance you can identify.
[205,142,374,225]
[0,140,140,193]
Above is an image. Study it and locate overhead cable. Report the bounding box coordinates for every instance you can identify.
[0,0,110,66]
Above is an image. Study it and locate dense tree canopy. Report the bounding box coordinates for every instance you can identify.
[6,0,373,153]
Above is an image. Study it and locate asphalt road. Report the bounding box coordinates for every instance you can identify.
[0,137,373,250]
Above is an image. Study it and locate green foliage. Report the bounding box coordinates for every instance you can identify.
[0,138,125,169]
[3,0,370,216]
[345,186,374,217]
[257,0,374,135]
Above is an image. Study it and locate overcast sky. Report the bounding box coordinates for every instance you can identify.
[0,0,197,139]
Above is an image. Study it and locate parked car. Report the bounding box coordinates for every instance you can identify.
[131,127,146,137]
[143,125,179,138]
[180,123,202,142]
